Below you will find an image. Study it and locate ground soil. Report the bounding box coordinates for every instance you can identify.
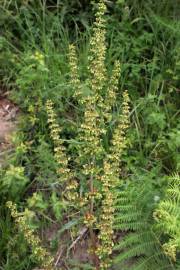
[0,95,19,166]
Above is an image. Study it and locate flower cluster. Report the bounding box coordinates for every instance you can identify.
[96,161,115,269]
[79,108,104,162]
[103,61,121,121]
[88,0,107,107]
[65,179,79,202]
[6,201,54,270]
[84,212,97,227]
[97,91,130,269]
[46,100,71,183]
[32,51,45,65]
[46,100,78,204]
[110,90,130,174]
[68,44,82,99]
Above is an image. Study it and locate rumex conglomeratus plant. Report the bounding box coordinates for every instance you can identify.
[46,1,130,269]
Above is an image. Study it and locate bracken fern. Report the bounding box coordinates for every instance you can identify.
[154,173,180,262]
[113,180,175,270]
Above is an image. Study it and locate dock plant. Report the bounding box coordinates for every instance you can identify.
[46,1,130,269]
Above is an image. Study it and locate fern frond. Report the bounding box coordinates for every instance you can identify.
[115,204,136,212]
[129,253,173,270]
[115,212,142,223]
[114,231,153,250]
[154,173,180,262]
[113,178,175,270]
[114,221,146,231]
[114,240,158,263]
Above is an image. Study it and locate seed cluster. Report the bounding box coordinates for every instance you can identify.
[69,44,82,99]
[46,100,78,204]
[7,201,54,270]
[103,61,121,122]
[97,91,130,269]
[88,0,107,107]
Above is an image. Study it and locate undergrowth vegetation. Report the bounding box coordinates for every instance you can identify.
[0,0,179,269]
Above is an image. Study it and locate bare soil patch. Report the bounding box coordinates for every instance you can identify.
[0,96,19,165]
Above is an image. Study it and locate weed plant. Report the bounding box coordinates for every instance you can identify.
[0,0,179,269]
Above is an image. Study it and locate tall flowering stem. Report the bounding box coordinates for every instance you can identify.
[46,100,78,203]
[69,2,107,266]
[46,100,71,183]
[69,44,82,99]
[88,0,107,106]
[103,61,121,121]
[75,0,107,219]
[7,201,54,270]
[97,90,130,270]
